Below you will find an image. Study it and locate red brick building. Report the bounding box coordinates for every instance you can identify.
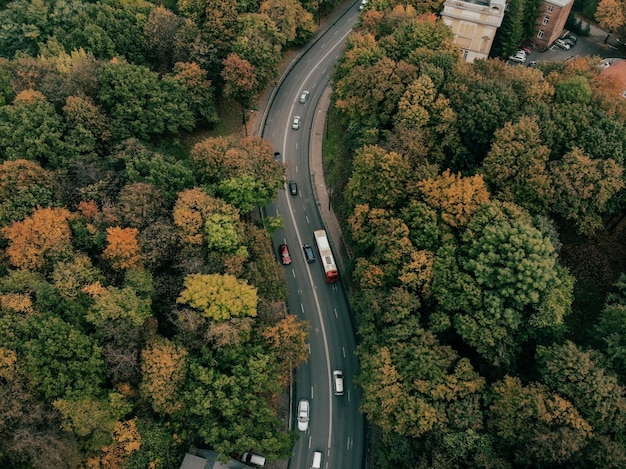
[531,0,574,50]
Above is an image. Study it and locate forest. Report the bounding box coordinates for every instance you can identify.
[0,0,347,467]
[327,3,626,468]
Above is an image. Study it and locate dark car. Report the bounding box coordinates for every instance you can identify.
[303,244,315,263]
[565,34,577,44]
[279,244,291,265]
[289,180,298,195]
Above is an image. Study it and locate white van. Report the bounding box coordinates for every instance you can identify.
[311,451,323,469]
[241,452,266,468]
[333,370,344,396]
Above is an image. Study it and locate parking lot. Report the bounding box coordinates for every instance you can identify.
[529,21,626,64]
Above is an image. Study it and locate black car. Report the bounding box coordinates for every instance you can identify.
[303,244,315,263]
[288,180,298,195]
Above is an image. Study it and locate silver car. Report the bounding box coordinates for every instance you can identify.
[292,116,301,129]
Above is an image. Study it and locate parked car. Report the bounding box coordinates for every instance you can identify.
[359,0,367,10]
[565,34,578,44]
[241,453,266,468]
[279,244,291,265]
[508,52,526,63]
[299,90,309,103]
[554,39,570,50]
[288,180,298,195]
[528,60,538,67]
[292,116,301,129]
[297,399,310,431]
[564,37,576,47]
[521,46,531,55]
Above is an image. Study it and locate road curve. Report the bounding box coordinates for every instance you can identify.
[259,2,365,469]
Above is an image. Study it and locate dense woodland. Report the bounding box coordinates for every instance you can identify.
[328,4,626,468]
[0,0,349,467]
[3,0,626,467]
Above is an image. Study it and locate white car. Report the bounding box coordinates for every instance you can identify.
[555,39,570,50]
[297,399,309,431]
[299,90,309,103]
[292,116,301,130]
[508,52,526,63]
[359,0,367,10]
[333,370,344,395]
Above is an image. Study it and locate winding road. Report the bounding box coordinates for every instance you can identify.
[260,2,365,468]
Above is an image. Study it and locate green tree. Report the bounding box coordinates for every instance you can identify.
[182,347,296,459]
[86,285,152,328]
[0,159,59,227]
[432,202,571,366]
[97,61,194,141]
[260,0,315,46]
[555,75,593,104]
[345,145,411,211]
[21,315,105,401]
[0,90,65,168]
[53,393,132,452]
[482,117,553,214]
[537,341,626,438]
[488,376,593,466]
[550,147,624,235]
[357,325,485,439]
[204,210,245,254]
[177,273,258,321]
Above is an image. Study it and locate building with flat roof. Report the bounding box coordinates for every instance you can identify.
[441,0,506,62]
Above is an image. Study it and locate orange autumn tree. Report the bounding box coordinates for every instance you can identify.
[417,169,490,228]
[140,337,188,414]
[103,227,142,270]
[2,207,73,270]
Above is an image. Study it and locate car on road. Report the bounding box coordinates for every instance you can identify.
[279,244,291,265]
[303,244,315,263]
[311,451,323,469]
[273,151,281,161]
[292,116,301,129]
[508,51,526,63]
[555,39,570,50]
[299,90,309,103]
[288,180,298,195]
[333,370,344,395]
[297,399,310,431]
[359,0,367,10]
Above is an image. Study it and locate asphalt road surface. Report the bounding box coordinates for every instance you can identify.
[261,2,365,469]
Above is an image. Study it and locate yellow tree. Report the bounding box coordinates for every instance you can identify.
[2,207,73,270]
[103,227,142,270]
[140,337,188,414]
[177,273,258,321]
[417,169,490,228]
[596,0,626,37]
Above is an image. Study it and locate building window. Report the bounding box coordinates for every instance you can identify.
[542,16,549,25]
[547,4,553,12]
[459,22,476,36]
[462,50,469,60]
[537,30,545,39]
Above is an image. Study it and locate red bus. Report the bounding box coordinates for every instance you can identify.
[313,230,339,283]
